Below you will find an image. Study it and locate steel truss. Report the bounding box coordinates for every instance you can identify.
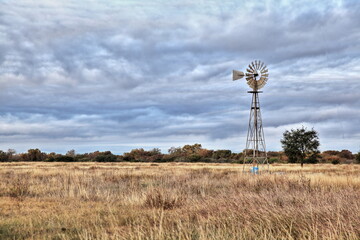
[243,90,268,171]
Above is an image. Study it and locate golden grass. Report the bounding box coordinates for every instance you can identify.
[0,162,359,239]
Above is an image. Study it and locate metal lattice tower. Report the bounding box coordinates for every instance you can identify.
[232,60,269,172]
[244,90,267,167]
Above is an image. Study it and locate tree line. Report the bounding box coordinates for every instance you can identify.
[0,145,359,164]
[0,127,359,164]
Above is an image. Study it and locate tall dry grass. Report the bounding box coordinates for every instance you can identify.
[0,162,359,239]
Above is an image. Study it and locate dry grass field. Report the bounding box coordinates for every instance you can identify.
[0,162,360,240]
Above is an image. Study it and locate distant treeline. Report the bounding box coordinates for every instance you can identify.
[0,144,359,164]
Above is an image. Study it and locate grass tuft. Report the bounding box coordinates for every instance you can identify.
[144,189,186,210]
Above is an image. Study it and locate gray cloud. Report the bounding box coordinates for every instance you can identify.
[0,0,360,153]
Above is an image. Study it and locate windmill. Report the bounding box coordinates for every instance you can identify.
[233,60,269,172]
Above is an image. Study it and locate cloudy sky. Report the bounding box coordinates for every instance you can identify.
[0,0,359,154]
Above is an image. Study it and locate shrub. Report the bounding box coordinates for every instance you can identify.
[339,150,354,159]
[187,154,202,162]
[0,151,9,162]
[24,149,47,161]
[55,156,75,162]
[306,153,320,164]
[325,155,342,164]
[212,150,232,160]
[332,159,340,165]
[95,152,117,162]
[356,152,360,164]
[268,158,278,164]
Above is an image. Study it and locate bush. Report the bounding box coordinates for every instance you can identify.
[95,152,117,162]
[74,155,91,162]
[24,149,47,161]
[323,155,342,164]
[187,154,202,162]
[339,150,354,159]
[0,151,9,162]
[159,154,175,162]
[55,156,75,162]
[332,159,340,165]
[268,158,278,164]
[355,152,360,164]
[212,150,232,160]
[323,150,340,156]
[45,157,56,162]
[123,148,163,162]
[306,153,320,164]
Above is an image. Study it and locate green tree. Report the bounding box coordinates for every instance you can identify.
[7,149,16,161]
[25,149,47,161]
[281,127,320,167]
[339,150,354,159]
[212,150,232,160]
[182,144,202,155]
[0,150,9,162]
[356,152,360,164]
[66,149,76,157]
[95,151,117,162]
[55,155,75,162]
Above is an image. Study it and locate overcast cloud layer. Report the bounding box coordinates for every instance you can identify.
[0,0,360,153]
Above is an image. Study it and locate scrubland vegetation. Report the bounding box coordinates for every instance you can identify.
[0,162,360,239]
[1,144,359,164]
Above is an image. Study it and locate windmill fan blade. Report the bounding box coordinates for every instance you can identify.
[261,69,268,74]
[258,84,265,90]
[260,62,264,69]
[246,68,253,73]
[251,62,256,69]
[258,79,267,87]
[247,79,256,85]
[246,77,252,81]
[261,65,267,71]
[262,74,269,78]
[249,64,254,71]
[247,79,256,86]
[259,79,267,86]
[257,83,265,89]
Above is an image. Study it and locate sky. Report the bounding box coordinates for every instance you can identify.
[0,0,360,154]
